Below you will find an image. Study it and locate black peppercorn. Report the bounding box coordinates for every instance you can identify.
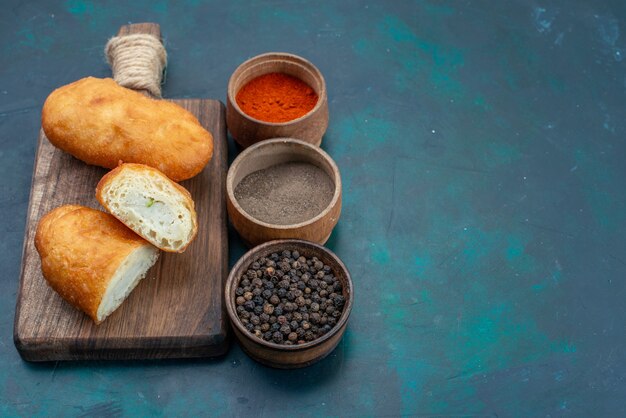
[236,251,346,346]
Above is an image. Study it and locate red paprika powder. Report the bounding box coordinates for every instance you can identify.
[236,72,318,123]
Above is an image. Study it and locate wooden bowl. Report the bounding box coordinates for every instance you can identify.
[226,138,341,247]
[227,52,329,148]
[225,239,354,368]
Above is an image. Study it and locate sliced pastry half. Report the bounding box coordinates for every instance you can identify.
[35,205,159,324]
[96,163,198,253]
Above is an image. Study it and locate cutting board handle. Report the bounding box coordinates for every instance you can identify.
[108,23,165,97]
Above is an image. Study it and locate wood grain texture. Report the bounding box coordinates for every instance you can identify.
[14,99,229,361]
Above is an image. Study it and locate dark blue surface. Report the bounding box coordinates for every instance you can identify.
[2,1,626,416]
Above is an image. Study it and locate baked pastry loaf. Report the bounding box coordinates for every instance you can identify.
[35,205,159,324]
[41,77,213,182]
[96,163,198,253]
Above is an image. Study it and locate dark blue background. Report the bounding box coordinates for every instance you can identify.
[2,1,625,416]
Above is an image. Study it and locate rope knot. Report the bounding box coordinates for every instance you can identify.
[105,34,167,97]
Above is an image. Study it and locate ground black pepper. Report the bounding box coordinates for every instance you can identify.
[234,162,335,225]
[234,251,346,345]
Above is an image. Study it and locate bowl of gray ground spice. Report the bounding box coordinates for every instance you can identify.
[226,138,341,246]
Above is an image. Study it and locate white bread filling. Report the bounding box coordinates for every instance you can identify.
[96,244,159,322]
[102,169,195,251]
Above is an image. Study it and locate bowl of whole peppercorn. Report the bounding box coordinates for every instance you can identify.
[225,239,353,368]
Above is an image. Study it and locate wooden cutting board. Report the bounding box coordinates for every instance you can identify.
[13,23,229,361]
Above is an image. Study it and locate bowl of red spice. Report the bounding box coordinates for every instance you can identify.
[227,52,329,148]
[226,138,341,247]
[225,239,353,368]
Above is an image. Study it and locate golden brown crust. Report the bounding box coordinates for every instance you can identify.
[41,77,213,182]
[34,205,150,324]
[96,163,199,252]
